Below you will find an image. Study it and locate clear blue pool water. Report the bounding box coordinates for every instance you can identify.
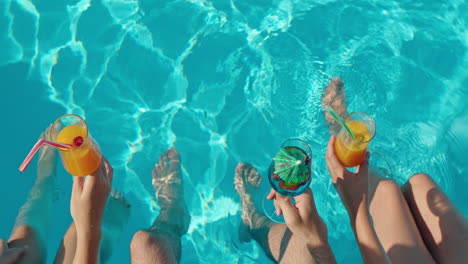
[1,0,468,263]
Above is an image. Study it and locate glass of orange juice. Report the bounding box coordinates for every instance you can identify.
[334,112,375,167]
[50,114,102,176]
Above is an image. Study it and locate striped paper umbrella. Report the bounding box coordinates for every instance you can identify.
[273,147,310,185]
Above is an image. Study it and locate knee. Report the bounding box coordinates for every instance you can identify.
[403,173,435,195]
[407,173,433,186]
[130,230,156,262]
[8,225,39,246]
[130,230,153,251]
[375,179,401,196]
[130,230,178,263]
[8,225,45,264]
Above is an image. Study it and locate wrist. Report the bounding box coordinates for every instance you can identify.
[76,223,102,240]
[304,235,329,249]
[302,218,329,247]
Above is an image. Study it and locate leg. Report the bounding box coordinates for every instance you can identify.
[369,175,435,263]
[130,230,179,264]
[130,148,190,264]
[234,163,316,264]
[9,129,58,264]
[403,173,468,263]
[54,190,131,264]
[322,78,433,263]
[7,226,45,264]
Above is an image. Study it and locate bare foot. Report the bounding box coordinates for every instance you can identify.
[151,148,190,236]
[234,163,271,242]
[13,127,58,248]
[322,77,348,135]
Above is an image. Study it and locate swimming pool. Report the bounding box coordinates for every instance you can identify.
[1,0,467,263]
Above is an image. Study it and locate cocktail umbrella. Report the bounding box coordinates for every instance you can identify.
[273,147,310,186]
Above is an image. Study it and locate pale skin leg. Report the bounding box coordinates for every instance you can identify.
[403,173,468,263]
[8,130,58,264]
[7,226,44,264]
[130,148,190,264]
[234,163,318,264]
[323,78,434,263]
[53,190,130,264]
[368,178,435,263]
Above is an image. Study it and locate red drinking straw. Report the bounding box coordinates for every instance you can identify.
[19,139,71,172]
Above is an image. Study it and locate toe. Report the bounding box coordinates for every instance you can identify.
[155,152,168,173]
[246,168,255,182]
[167,149,181,171]
[152,163,162,182]
[248,168,261,187]
[234,177,242,193]
[234,174,240,185]
[167,148,180,162]
[234,163,246,191]
[252,171,261,187]
[235,163,245,180]
[161,152,169,167]
[255,176,262,187]
[157,157,163,169]
[236,162,246,173]
[248,167,257,177]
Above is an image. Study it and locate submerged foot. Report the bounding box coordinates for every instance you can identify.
[234,162,268,242]
[322,77,348,135]
[100,189,131,262]
[151,148,190,236]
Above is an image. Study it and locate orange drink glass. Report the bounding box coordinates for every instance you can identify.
[50,114,102,176]
[334,112,375,167]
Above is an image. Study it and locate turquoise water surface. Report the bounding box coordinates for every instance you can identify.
[1,0,468,263]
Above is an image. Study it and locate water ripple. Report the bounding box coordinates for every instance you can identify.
[2,0,468,262]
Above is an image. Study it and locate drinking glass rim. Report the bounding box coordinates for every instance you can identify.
[343,111,376,144]
[50,114,89,152]
[280,138,312,156]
